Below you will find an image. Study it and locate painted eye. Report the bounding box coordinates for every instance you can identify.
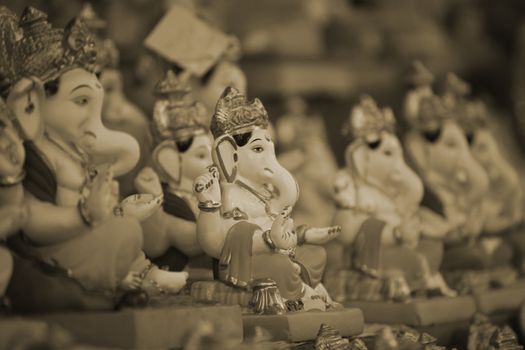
[197,153,207,160]
[74,97,89,106]
[252,146,264,153]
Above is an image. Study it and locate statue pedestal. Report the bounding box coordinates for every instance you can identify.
[473,279,525,314]
[346,297,476,348]
[191,281,364,341]
[243,308,364,342]
[346,296,476,326]
[33,304,243,349]
[0,319,74,349]
[472,279,525,323]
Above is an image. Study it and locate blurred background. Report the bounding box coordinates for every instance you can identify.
[5,0,525,166]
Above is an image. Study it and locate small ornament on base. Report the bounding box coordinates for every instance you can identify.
[250,278,287,315]
[314,323,351,350]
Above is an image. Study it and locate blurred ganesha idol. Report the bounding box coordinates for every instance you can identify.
[454,80,525,274]
[276,95,338,228]
[135,70,214,276]
[0,6,186,308]
[325,95,455,302]
[403,64,515,292]
[141,4,246,120]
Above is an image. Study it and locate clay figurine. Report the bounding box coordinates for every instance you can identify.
[79,3,154,197]
[0,7,187,302]
[402,63,510,293]
[192,87,341,312]
[451,78,525,274]
[135,70,214,276]
[325,95,455,302]
[276,95,338,228]
[143,4,246,118]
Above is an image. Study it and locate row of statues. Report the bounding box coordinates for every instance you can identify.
[0,4,524,347]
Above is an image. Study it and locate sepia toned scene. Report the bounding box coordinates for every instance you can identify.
[1,0,525,349]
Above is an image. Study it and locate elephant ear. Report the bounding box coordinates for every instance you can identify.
[6,78,44,141]
[153,140,182,185]
[212,134,237,183]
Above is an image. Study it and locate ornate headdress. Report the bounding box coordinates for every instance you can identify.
[414,94,449,132]
[210,87,269,139]
[0,6,97,96]
[444,73,471,99]
[343,95,396,143]
[406,60,434,87]
[0,6,21,96]
[152,70,208,141]
[458,100,489,134]
[79,3,119,72]
[443,73,471,121]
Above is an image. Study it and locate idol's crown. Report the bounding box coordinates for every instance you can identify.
[0,6,97,95]
[153,70,208,141]
[458,100,489,133]
[79,3,118,71]
[344,95,395,142]
[407,60,434,87]
[211,87,269,139]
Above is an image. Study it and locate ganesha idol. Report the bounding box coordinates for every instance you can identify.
[403,63,511,292]
[191,87,342,313]
[135,70,213,277]
[276,95,338,228]
[0,7,187,310]
[143,4,246,120]
[455,86,525,274]
[79,3,153,197]
[324,95,455,303]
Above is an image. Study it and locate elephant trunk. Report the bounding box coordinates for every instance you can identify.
[269,163,299,214]
[80,116,140,177]
[392,162,424,213]
[456,155,489,204]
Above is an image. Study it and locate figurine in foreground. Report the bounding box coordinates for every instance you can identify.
[403,63,512,293]
[0,7,186,302]
[276,95,338,228]
[0,98,27,310]
[192,87,341,312]
[135,70,213,275]
[325,95,455,302]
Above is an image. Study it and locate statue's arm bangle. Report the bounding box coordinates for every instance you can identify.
[0,170,26,187]
[262,230,276,251]
[296,224,309,245]
[198,200,221,213]
[77,198,93,228]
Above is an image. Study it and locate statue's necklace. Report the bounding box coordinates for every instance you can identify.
[235,180,278,219]
[44,132,98,182]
